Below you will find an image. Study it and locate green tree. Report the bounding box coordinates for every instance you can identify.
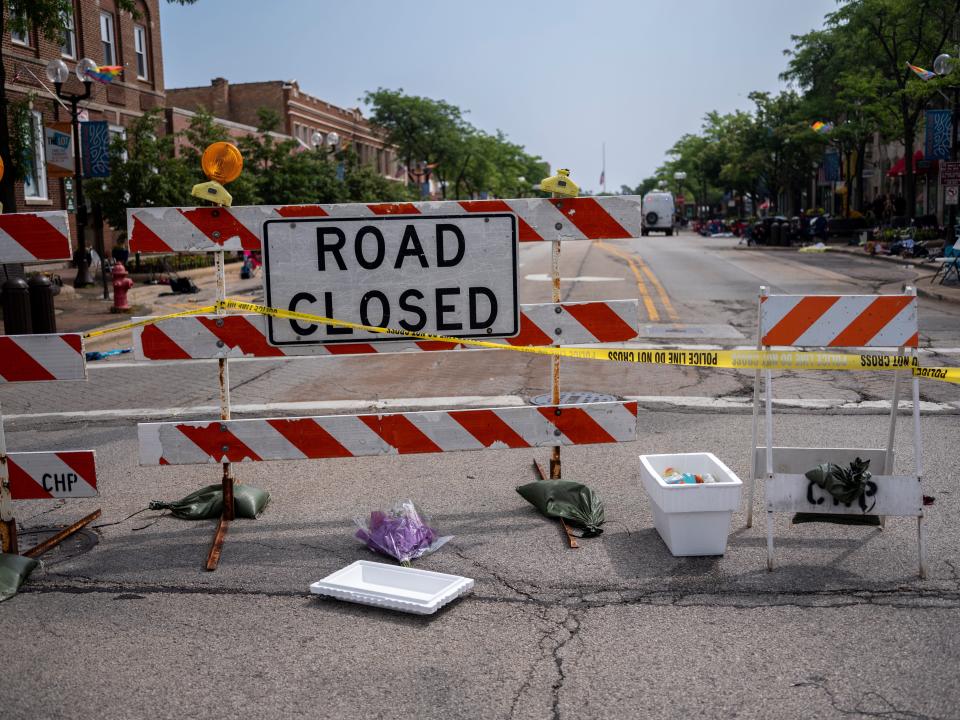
[786,24,896,213]
[363,88,468,198]
[0,0,198,212]
[340,149,416,203]
[826,0,960,217]
[364,88,546,199]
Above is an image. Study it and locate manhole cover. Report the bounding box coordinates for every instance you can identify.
[17,527,99,564]
[530,390,619,405]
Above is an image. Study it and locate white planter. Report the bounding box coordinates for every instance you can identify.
[639,452,743,556]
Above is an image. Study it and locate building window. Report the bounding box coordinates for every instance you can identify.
[61,9,77,58]
[134,25,148,79]
[100,12,116,65]
[10,5,29,45]
[23,111,48,200]
[109,124,128,161]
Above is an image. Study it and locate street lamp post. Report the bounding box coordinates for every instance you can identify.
[673,170,687,222]
[934,53,959,246]
[312,130,342,182]
[45,59,96,291]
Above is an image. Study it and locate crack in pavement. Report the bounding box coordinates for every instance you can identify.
[24,570,960,612]
[549,609,582,720]
[793,678,944,720]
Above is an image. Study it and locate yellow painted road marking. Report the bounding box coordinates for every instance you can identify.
[596,241,659,322]
[598,240,680,323]
[633,254,680,322]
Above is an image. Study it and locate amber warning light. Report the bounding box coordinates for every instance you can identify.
[192,142,243,207]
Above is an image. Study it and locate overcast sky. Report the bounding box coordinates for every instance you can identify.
[160,0,838,194]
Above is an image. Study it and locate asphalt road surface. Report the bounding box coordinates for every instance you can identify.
[2,231,959,720]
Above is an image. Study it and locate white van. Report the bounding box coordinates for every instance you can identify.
[641,192,676,236]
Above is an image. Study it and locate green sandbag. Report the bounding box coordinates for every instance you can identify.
[0,552,39,602]
[516,480,605,537]
[149,484,270,520]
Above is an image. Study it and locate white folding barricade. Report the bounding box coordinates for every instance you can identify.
[747,286,926,577]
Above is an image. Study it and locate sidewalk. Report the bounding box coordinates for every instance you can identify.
[828,244,960,303]
[0,261,263,352]
[735,240,960,303]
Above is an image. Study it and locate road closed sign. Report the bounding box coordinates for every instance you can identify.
[262,213,518,345]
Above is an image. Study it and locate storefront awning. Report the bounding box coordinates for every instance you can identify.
[887,150,938,177]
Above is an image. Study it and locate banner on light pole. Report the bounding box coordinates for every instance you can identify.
[44,122,73,178]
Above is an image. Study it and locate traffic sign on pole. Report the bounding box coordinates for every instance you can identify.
[940,160,960,185]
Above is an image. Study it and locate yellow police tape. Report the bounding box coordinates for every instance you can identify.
[83,305,218,339]
[213,299,960,385]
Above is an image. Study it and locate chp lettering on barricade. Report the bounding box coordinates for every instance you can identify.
[0,212,100,557]
[127,170,646,570]
[748,287,927,577]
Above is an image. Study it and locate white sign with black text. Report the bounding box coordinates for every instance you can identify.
[263,214,519,345]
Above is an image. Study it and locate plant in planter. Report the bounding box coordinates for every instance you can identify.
[804,457,877,513]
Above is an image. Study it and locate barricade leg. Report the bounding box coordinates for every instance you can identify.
[206,248,234,571]
[549,237,562,479]
[911,340,926,579]
[747,367,760,529]
[881,347,906,530]
[764,366,775,571]
[765,509,775,571]
[0,404,15,554]
[746,288,767,528]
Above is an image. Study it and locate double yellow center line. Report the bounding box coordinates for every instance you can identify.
[595,241,679,323]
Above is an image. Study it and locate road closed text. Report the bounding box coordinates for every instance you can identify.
[263,214,519,346]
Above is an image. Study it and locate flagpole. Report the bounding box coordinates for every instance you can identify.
[602,142,606,193]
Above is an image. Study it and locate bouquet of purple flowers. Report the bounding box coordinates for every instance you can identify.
[355,500,451,566]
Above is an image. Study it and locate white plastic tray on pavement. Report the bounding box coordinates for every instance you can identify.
[309,560,474,615]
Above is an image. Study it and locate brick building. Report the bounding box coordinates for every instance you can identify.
[3,0,165,251]
[166,78,401,179]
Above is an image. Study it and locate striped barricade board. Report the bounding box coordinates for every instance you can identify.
[133,300,640,360]
[127,197,643,253]
[0,211,73,262]
[766,474,922,517]
[139,402,639,465]
[754,447,921,518]
[0,334,86,382]
[6,451,98,500]
[760,294,918,348]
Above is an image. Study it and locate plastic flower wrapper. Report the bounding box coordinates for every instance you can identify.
[354,500,452,566]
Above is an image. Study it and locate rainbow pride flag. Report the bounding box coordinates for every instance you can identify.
[83,65,123,84]
[906,62,935,81]
[811,121,834,134]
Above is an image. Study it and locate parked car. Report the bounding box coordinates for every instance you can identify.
[641,192,676,236]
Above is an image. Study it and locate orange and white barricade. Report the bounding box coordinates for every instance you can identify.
[748,286,926,577]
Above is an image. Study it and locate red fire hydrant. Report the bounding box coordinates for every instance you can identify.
[111,262,134,313]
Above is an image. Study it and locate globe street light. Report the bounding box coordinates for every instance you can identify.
[673,171,687,220]
[46,58,96,290]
